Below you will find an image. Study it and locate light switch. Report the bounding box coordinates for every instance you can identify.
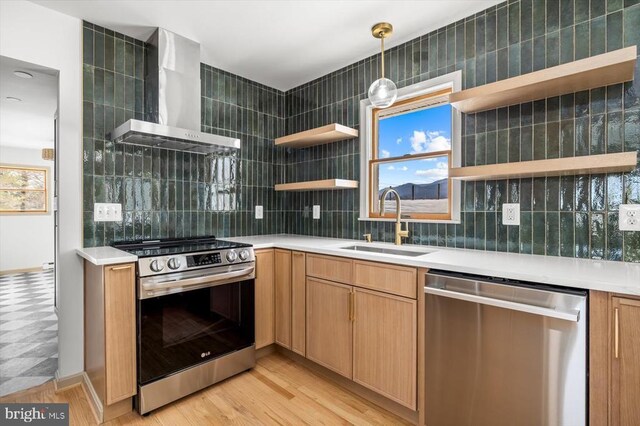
[94,203,122,222]
[502,203,520,226]
[313,205,321,219]
[255,205,263,220]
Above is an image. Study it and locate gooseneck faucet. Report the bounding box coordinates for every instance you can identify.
[379,187,409,245]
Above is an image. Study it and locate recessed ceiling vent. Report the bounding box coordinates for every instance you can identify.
[109,28,239,153]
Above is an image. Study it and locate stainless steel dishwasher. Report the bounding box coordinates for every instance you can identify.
[424,270,587,426]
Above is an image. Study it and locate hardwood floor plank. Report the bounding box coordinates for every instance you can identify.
[0,353,408,425]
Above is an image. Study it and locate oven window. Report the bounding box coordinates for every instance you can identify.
[138,279,254,384]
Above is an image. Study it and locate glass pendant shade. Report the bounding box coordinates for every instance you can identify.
[368,22,397,108]
[368,77,397,108]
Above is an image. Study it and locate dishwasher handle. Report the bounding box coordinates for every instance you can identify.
[424,285,580,322]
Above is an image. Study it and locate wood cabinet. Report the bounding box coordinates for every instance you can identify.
[306,277,353,378]
[275,249,292,348]
[291,251,306,356]
[303,259,419,410]
[306,253,353,284]
[103,264,136,405]
[590,292,640,426]
[255,249,275,349]
[611,297,640,426]
[353,260,418,299]
[353,288,417,409]
[84,261,136,422]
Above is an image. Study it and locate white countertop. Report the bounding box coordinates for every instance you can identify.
[76,246,138,266]
[76,234,640,295]
[227,234,640,296]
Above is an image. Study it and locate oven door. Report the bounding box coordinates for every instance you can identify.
[137,264,255,385]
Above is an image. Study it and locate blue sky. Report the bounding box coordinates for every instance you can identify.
[377,104,451,187]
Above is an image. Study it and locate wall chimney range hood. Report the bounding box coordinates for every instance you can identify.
[109,28,240,153]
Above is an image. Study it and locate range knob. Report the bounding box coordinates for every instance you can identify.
[226,250,238,263]
[149,259,165,273]
[167,257,181,270]
[239,249,250,261]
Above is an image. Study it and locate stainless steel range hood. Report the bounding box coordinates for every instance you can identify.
[109,28,239,153]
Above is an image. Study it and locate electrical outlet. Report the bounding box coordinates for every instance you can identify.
[94,203,122,222]
[619,204,640,231]
[313,205,321,219]
[502,203,520,226]
[255,205,263,220]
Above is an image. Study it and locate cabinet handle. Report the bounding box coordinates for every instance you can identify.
[352,291,356,321]
[111,265,133,271]
[614,307,620,359]
[348,291,353,321]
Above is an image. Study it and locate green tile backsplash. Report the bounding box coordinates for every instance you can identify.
[282,0,640,262]
[82,22,286,247]
[83,1,640,262]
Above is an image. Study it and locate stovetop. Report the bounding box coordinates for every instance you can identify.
[113,236,251,258]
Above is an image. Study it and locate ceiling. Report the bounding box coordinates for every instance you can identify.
[31,0,499,91]
[0,56,58,150]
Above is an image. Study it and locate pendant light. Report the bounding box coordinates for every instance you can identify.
[42,148,55,161]
[368,22,397,108]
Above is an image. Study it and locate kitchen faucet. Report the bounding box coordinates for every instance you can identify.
[379,187,409,245]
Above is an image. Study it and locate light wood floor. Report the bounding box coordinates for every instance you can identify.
[0,353,410,425]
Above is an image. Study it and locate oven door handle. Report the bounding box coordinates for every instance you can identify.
[142,266,255,292]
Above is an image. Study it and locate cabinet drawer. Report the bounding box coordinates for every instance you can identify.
[353,260,417,299]
[306,254,353,284]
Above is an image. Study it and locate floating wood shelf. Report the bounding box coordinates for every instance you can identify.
[449,152,638,181]
[275,179,359,191]
[449,47,637,113]
[275,124,358,148]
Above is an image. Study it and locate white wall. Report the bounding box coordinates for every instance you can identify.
[0,0,83,379]
[0,146,55,271]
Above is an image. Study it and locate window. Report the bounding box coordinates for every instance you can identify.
[0,165,49,213]
[359,72,461,222]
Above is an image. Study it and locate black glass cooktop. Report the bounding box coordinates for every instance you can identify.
[112,236,251,258]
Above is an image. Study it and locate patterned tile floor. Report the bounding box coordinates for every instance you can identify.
[0,270,57,397]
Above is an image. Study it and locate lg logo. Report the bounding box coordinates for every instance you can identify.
[201,351,211,358]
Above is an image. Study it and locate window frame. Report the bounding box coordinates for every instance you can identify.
[358,71,462,223]
[0,164,50,214]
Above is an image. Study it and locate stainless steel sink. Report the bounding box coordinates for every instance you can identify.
[340,245,432,257]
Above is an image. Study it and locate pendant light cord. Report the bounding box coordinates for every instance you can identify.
[380,35,385,79]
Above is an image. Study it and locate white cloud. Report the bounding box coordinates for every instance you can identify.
[387,165,395,170]
[380,149,391,158]
[410,130,451,154]
[396,138,402,144]
[401,166,409,171]
[415,161,448,183]
[410,130,427,153]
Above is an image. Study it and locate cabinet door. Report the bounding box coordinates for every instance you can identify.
[353,288,417,409]
[291,251,306,356]
[274,249,292,348]
[104,263,136,405]
[255,250,275,349]
[306,277,353,378]
[611,297,640,426]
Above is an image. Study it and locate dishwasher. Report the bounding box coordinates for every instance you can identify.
[424,270,587,426]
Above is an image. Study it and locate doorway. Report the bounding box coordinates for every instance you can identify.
[0,56,58,396]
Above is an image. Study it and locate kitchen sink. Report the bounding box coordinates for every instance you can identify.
[340,245,432,257]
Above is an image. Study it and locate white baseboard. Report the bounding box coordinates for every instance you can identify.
[53,370,83,392]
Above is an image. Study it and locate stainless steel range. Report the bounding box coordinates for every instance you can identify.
[113,236,255,415]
